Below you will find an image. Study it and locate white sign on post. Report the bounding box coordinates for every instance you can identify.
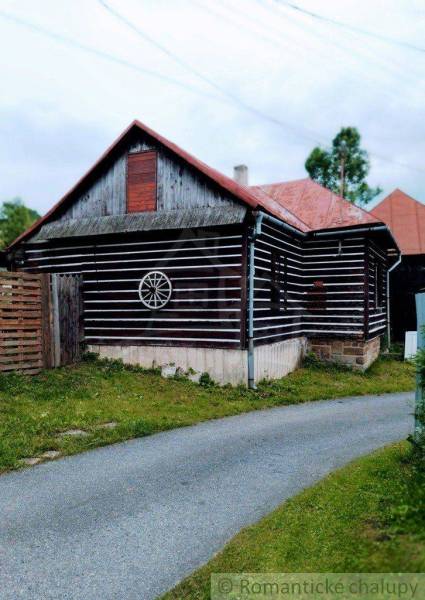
[405,330,418,360]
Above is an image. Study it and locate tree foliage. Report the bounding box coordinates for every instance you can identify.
[0,199,40,249]
[305,127,381,205]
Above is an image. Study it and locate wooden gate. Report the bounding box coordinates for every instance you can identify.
[50,273,83,367]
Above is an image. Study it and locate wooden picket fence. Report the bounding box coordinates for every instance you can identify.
[0,271,48,374]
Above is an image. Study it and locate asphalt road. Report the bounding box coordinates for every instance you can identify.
[0,392,414,600]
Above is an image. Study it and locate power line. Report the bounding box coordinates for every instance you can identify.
[370,152,425,175]
[257,0,423,87]
[98,0,425,173]
[275,0,425,55]
[97,0,323,143]
[98,0,231,102]
[0,9,224,104]
[191,0,291,52]
[0,7,424,176]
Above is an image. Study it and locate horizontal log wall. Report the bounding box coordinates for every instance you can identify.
[253,222,304,343]
[302,235,367,338]
[20,225,388,353]
[23,226,244,348]
[0,271,45,374]
[253,231,374,346]
[366,239,388,339]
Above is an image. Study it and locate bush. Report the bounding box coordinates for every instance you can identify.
[415,347,425,383]
[403,329,425,535]
[198,372,216,388]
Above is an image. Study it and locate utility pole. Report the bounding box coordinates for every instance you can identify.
[339,140,348,199]
[415,293,425,439]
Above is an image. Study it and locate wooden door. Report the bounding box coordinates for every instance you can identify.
[51,273,83,366]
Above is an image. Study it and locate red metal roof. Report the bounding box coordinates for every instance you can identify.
[8,121,386,250]
[371,189,425,255]
[251,178,381,231]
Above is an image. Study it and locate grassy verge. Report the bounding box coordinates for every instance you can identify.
[0,355,414,473]
[162,442,425,599]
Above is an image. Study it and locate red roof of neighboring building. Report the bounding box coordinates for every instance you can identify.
[371,189,425,255]
[7,120,386,250]
[251,178,381,231]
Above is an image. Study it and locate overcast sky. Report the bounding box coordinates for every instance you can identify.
[0,0,424,216]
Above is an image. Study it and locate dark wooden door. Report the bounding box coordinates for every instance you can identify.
[51,273,83,366]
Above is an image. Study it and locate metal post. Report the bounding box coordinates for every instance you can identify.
[247,213,264,389]
[415,293,425,438]
[387,254,402,348]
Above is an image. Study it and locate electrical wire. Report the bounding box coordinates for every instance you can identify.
[0,9,224,104]
[257,0,424,87]
[0,6,424,175]
[97,0,323,143]
[274,0,425,55]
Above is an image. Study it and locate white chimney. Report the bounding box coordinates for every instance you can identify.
[233,164,248,186]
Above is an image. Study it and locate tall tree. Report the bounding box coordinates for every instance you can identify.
[305,127,381,205]
[0,199,40,249]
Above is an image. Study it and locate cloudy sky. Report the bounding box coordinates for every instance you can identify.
[0,0,424,216]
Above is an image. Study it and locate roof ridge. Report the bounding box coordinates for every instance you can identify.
[376,188,425,208]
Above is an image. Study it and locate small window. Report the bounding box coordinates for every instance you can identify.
[307,280,327,312]
[127,151,157,212]
[270,251,286,312]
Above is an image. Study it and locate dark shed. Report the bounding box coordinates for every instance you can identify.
[372,189,425,342]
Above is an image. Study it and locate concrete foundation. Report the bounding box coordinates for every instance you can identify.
[308,336,381,371]
[88,336,307,386]
[88,344,248,386]
[254,337,307,382]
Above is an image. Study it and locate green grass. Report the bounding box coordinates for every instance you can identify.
[0,354,414,474]
[162,442,425,599]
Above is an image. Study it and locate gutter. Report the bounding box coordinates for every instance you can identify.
[386,253,402,347]
[311,223,399,255]
[312,224,388,237]
[253,211,308,239]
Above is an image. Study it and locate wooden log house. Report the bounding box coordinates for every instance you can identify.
[6,120,399,385]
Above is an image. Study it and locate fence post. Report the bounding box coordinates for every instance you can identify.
[51,273,61,368]
[415,293,425,437]
[40,274,54,368]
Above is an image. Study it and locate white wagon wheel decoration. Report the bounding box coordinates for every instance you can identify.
[138,271,172,310]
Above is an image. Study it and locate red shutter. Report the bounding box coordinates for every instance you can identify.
[127,151,157,212]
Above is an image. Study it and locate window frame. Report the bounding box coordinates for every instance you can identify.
[270,251,287,313]
[374,260,384,310]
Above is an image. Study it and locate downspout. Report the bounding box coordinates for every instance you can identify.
[247,213,264,389]
[386,253,402,348]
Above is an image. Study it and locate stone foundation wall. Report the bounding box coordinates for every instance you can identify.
[308,336,381,371]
